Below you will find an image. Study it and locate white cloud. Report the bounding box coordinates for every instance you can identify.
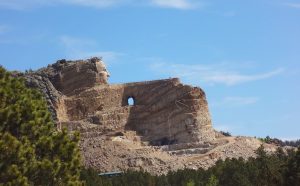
[59,35,122,63]
[150,61,284,86]
[0,0,129,10]
[284,3,300,8]
[59,0,129,8]
[0,0,202,10]
[0,0,46,10]
[151,0,199,9]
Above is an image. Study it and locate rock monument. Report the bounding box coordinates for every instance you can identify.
[19,57,272,174]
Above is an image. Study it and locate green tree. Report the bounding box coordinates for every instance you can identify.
[186,179,195,186]
[0,67,82,185]
[254,145,284,186]
[206,175,218,186]
[80,167,112,186]
[285,147,300,186]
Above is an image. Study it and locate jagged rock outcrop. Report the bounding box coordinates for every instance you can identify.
[17,57,109,121]
[19,57,278,174]
[22,57,215,144]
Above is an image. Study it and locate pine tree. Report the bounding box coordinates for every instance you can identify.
[206,175,218,186]
[0,66,82,185]
[285,147,300,185]
[254,145,284,186]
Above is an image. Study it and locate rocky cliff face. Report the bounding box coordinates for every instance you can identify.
[63,78,215,144]
[22,57,215,144]
[18,57,109,121]
[19,57,275,174]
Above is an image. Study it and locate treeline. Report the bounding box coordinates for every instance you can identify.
[259,136,300,147]
[219,131,232,137]
[81,146,300,186]
[219,132,300,148]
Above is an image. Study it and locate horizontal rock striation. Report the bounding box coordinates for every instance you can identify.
[18,57,109,121]
[63,77,215,144]
[21,57,215,144]
[19,57,223,173]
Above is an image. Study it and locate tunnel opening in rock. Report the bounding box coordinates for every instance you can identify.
[150,137,177,146]
[127,96,135,106]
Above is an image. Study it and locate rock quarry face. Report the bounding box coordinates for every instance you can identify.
[20,57,277,174]
[24,57,215,144]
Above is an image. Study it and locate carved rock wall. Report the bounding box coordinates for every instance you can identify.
[22,58,215,144]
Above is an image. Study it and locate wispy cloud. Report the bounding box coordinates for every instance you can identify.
[0,0,202,10]
[0,0,45,10]
[151,0,200,10]
[0,0,129,10]
[284,3,300,9]
[212,96,259,108]
[59,0,129,8]
[149,61,284,86]
[59,35,122,63]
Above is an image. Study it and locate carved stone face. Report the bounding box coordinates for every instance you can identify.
[95,59,110,83]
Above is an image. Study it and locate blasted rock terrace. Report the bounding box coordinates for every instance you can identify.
[20,57,278,174]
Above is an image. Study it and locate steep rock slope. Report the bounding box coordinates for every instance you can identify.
[18,57,278,174]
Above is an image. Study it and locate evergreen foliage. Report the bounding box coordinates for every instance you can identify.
[219,131,231,137]
[259,136,300,147]
[0,67,82,185]
[80,168,112,186]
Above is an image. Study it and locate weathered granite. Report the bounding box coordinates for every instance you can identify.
[22,57,215,144]
[20,57,215,144]
[17,57,282,174]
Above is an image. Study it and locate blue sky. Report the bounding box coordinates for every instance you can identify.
[0,0,299,140]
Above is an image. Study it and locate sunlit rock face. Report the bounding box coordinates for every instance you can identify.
[22,57,215,144]
[17,58,279,174]
[39,57,110,96]
[16,57,226,174]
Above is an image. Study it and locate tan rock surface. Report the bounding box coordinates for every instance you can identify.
[20,57,280,174]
